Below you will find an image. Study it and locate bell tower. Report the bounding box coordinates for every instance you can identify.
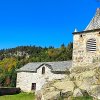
[72,8,100,67]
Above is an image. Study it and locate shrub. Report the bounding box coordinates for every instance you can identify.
[0,87,21,96]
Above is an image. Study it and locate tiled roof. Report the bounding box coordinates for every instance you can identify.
[16,61,72,72]
[85,8,100,31]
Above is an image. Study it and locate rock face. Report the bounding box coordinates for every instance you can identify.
[35,63,100,100]
[73,88,83,97]
[53,81,75,92]
[39,77,75,100]
[70,63,100,100]
[34,74,74,100]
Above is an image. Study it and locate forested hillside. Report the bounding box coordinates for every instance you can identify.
[0,42,73,87]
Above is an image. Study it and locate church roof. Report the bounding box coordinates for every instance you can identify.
[85,8,100,31]
[16,61,72,73]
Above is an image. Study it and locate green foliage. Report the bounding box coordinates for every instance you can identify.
[0,43,73,87]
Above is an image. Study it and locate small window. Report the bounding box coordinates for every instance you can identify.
[86,38,96,52]
[31,83,36,90]
[42,67,45,74]
[80,34,83,38]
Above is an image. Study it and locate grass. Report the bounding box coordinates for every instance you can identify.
[0,93,93,100]
[0,92,35,100]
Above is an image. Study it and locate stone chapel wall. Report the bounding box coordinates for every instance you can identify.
[73,30,100,67]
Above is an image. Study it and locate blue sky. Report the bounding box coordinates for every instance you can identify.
[0,0,99,49]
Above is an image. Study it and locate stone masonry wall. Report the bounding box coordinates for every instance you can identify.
[73,30,100,67]
[16,65,66,92]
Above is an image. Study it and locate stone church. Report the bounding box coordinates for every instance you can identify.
[16,8,100,92]
[73,8,100,67]
[16,61,72,92]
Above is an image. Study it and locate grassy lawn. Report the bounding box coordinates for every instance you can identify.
[0,93,93,100]
[0,93,35,100]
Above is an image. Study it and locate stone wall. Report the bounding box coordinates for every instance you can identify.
[16,65,66,92]
[73,30,100,67]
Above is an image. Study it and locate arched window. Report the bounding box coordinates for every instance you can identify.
[42,67,45,74]
[86,38,96,52]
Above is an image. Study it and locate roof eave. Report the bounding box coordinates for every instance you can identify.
[72,28,100,34]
